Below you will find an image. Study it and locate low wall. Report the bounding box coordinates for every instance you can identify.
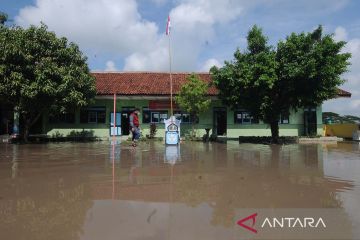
[324,124,359,138]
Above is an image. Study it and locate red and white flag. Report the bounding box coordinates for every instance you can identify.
[166,15,171,35]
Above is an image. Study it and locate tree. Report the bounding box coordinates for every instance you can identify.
[175,74,211,136]
[211,25,279,140]
[323,112,360,124]
[0,12,7,25]
[0,24,96,141]
[211,25,351,142]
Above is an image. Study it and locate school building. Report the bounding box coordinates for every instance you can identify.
[38,72,352,139]
[1,72,351,139]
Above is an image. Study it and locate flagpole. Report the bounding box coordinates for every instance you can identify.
[166,15,173,117]
[112,92,116,199]
[168,34,173,116]
[113,92,116,141]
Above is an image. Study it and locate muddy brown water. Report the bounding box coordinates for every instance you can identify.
[0,141,359,240]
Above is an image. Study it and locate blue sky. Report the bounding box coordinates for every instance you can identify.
[1,0,360,115]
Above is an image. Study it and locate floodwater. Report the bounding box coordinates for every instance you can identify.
[0,141,359,240]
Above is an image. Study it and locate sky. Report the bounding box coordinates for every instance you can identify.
[1,0,360,116]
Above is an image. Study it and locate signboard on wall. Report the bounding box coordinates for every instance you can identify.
[149,100,179,110]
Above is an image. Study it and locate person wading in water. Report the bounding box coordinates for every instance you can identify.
[129,108,141,147]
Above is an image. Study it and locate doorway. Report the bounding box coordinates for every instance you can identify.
[304,107,317,136]
[110,112,121,136]
[0,106,13,135]
[121,107,135,135]
[214,108,227,136]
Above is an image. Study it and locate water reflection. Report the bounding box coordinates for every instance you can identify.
[164,145,181,165]
[0,142,359,239]
[0,166,93,239]
[323,142,360,239]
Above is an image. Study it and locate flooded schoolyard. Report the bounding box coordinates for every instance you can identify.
[0,141,359,240]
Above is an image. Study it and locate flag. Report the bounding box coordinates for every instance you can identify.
[166,15,171,35]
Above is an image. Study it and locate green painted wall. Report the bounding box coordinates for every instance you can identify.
[45,99,149,138]
[226,106,323,137]
[43,98,323,138]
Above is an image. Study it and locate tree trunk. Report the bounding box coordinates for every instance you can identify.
[192,122,195,137]
[22,112,42,143]
[23,122,30,143]
[191,113,199,138]
[270,121,279,144]
[270,144,280,167]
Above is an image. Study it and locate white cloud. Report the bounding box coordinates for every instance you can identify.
[15,0,243,72]
[124,0,244,71]
[13,0,357,110]
[105,61,117,71]
[149,0,167,6]
[171,0,243,25]
[200,58,222,72]
[323,26,360,116]
[344,39,360,57]
[123,45,169,71]
[15,0,159,56]
[334,26,348,42]
[350,99,360,109]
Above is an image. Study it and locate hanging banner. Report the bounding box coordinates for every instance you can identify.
[149,100,179,110]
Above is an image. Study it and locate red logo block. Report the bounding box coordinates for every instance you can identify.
[237,213,258,234]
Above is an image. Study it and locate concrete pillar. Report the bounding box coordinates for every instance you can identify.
[13,110,19,134]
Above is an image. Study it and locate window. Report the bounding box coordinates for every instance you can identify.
[279,113,290,124]
[142,108,168,123]
[80,107,106,124]
[97,111,106,123]
[151,111,168,123]
[242,112,252,124]
[160,112,168,122]
[151,112,160,123]
[191,114,199,124]
[174,111,182,120]
[142,108,151,123]
[234,110,259,124]
[174,111,191,123]
[49,112,75,124]
[88,111,97,123]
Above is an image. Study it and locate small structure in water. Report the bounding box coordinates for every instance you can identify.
[164,116,181,145]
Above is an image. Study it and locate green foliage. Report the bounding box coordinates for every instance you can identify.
[175,74,211,136]
[0,12,7,25]
[323,112,360,124]
[67,130,95,138]
[51,131,64,138]
[0,23,96,140]
[211,25,351,141]
[147,123,157,139]
[211,25,279,136]
[276,26,351,108]
[175,73,211,121]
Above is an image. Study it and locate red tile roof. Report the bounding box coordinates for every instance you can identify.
[93,72,218,96]
[93,72,351,98]
[337,88,351,97]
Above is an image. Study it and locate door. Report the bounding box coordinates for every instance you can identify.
[214,108,227,136]
[304,107,317,136]
[0,106,13,135]
[121,107,135,135]
[110,112,121,136]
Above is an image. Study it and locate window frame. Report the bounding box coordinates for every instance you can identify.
[174,111,192,123]
[143,109,169,123]
[88,111,97,123]
[279,113,290,124]
[151,112,160,123]
[142,107,151,124]
[49,112,75,124]
[80,107,106,124]
[234,110,259,124]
